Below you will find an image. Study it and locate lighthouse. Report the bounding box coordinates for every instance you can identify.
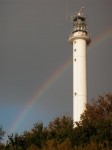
[68,7,91,125]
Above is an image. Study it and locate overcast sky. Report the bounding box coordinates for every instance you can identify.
[0,0,112,136]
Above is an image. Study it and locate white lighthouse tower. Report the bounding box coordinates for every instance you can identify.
[68,7,91,125]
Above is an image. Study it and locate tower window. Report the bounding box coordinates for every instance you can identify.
[74,58,76,61]
[75,92,77,95]
[74,49,76,52]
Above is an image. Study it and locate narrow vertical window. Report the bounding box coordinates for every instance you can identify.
[74,41,76,44]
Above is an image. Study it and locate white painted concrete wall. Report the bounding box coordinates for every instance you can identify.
[73,38,87,124]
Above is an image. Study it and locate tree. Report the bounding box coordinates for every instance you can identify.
[8,133,26,150]
[22,122,48,149]
[0,126,5,143]
[31,122,48,148]
[42,139,58,150]
[57,138,73,150]
[0,128,5,150]
[48,116,74,143]
[27,144,39,150]
[74,94,112,147]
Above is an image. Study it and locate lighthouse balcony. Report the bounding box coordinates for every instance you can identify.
[68,31,91,44]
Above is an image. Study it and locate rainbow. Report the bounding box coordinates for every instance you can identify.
[8,57,72,134]
[91,27,112,48]
[8,27,112,134]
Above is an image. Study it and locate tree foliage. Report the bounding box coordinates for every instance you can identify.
[0,126,5,142]
[48,116,74,142]
[76,94,112,145]
[1,93,112,149]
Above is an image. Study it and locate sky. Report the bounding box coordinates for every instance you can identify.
[0,0,112,138]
